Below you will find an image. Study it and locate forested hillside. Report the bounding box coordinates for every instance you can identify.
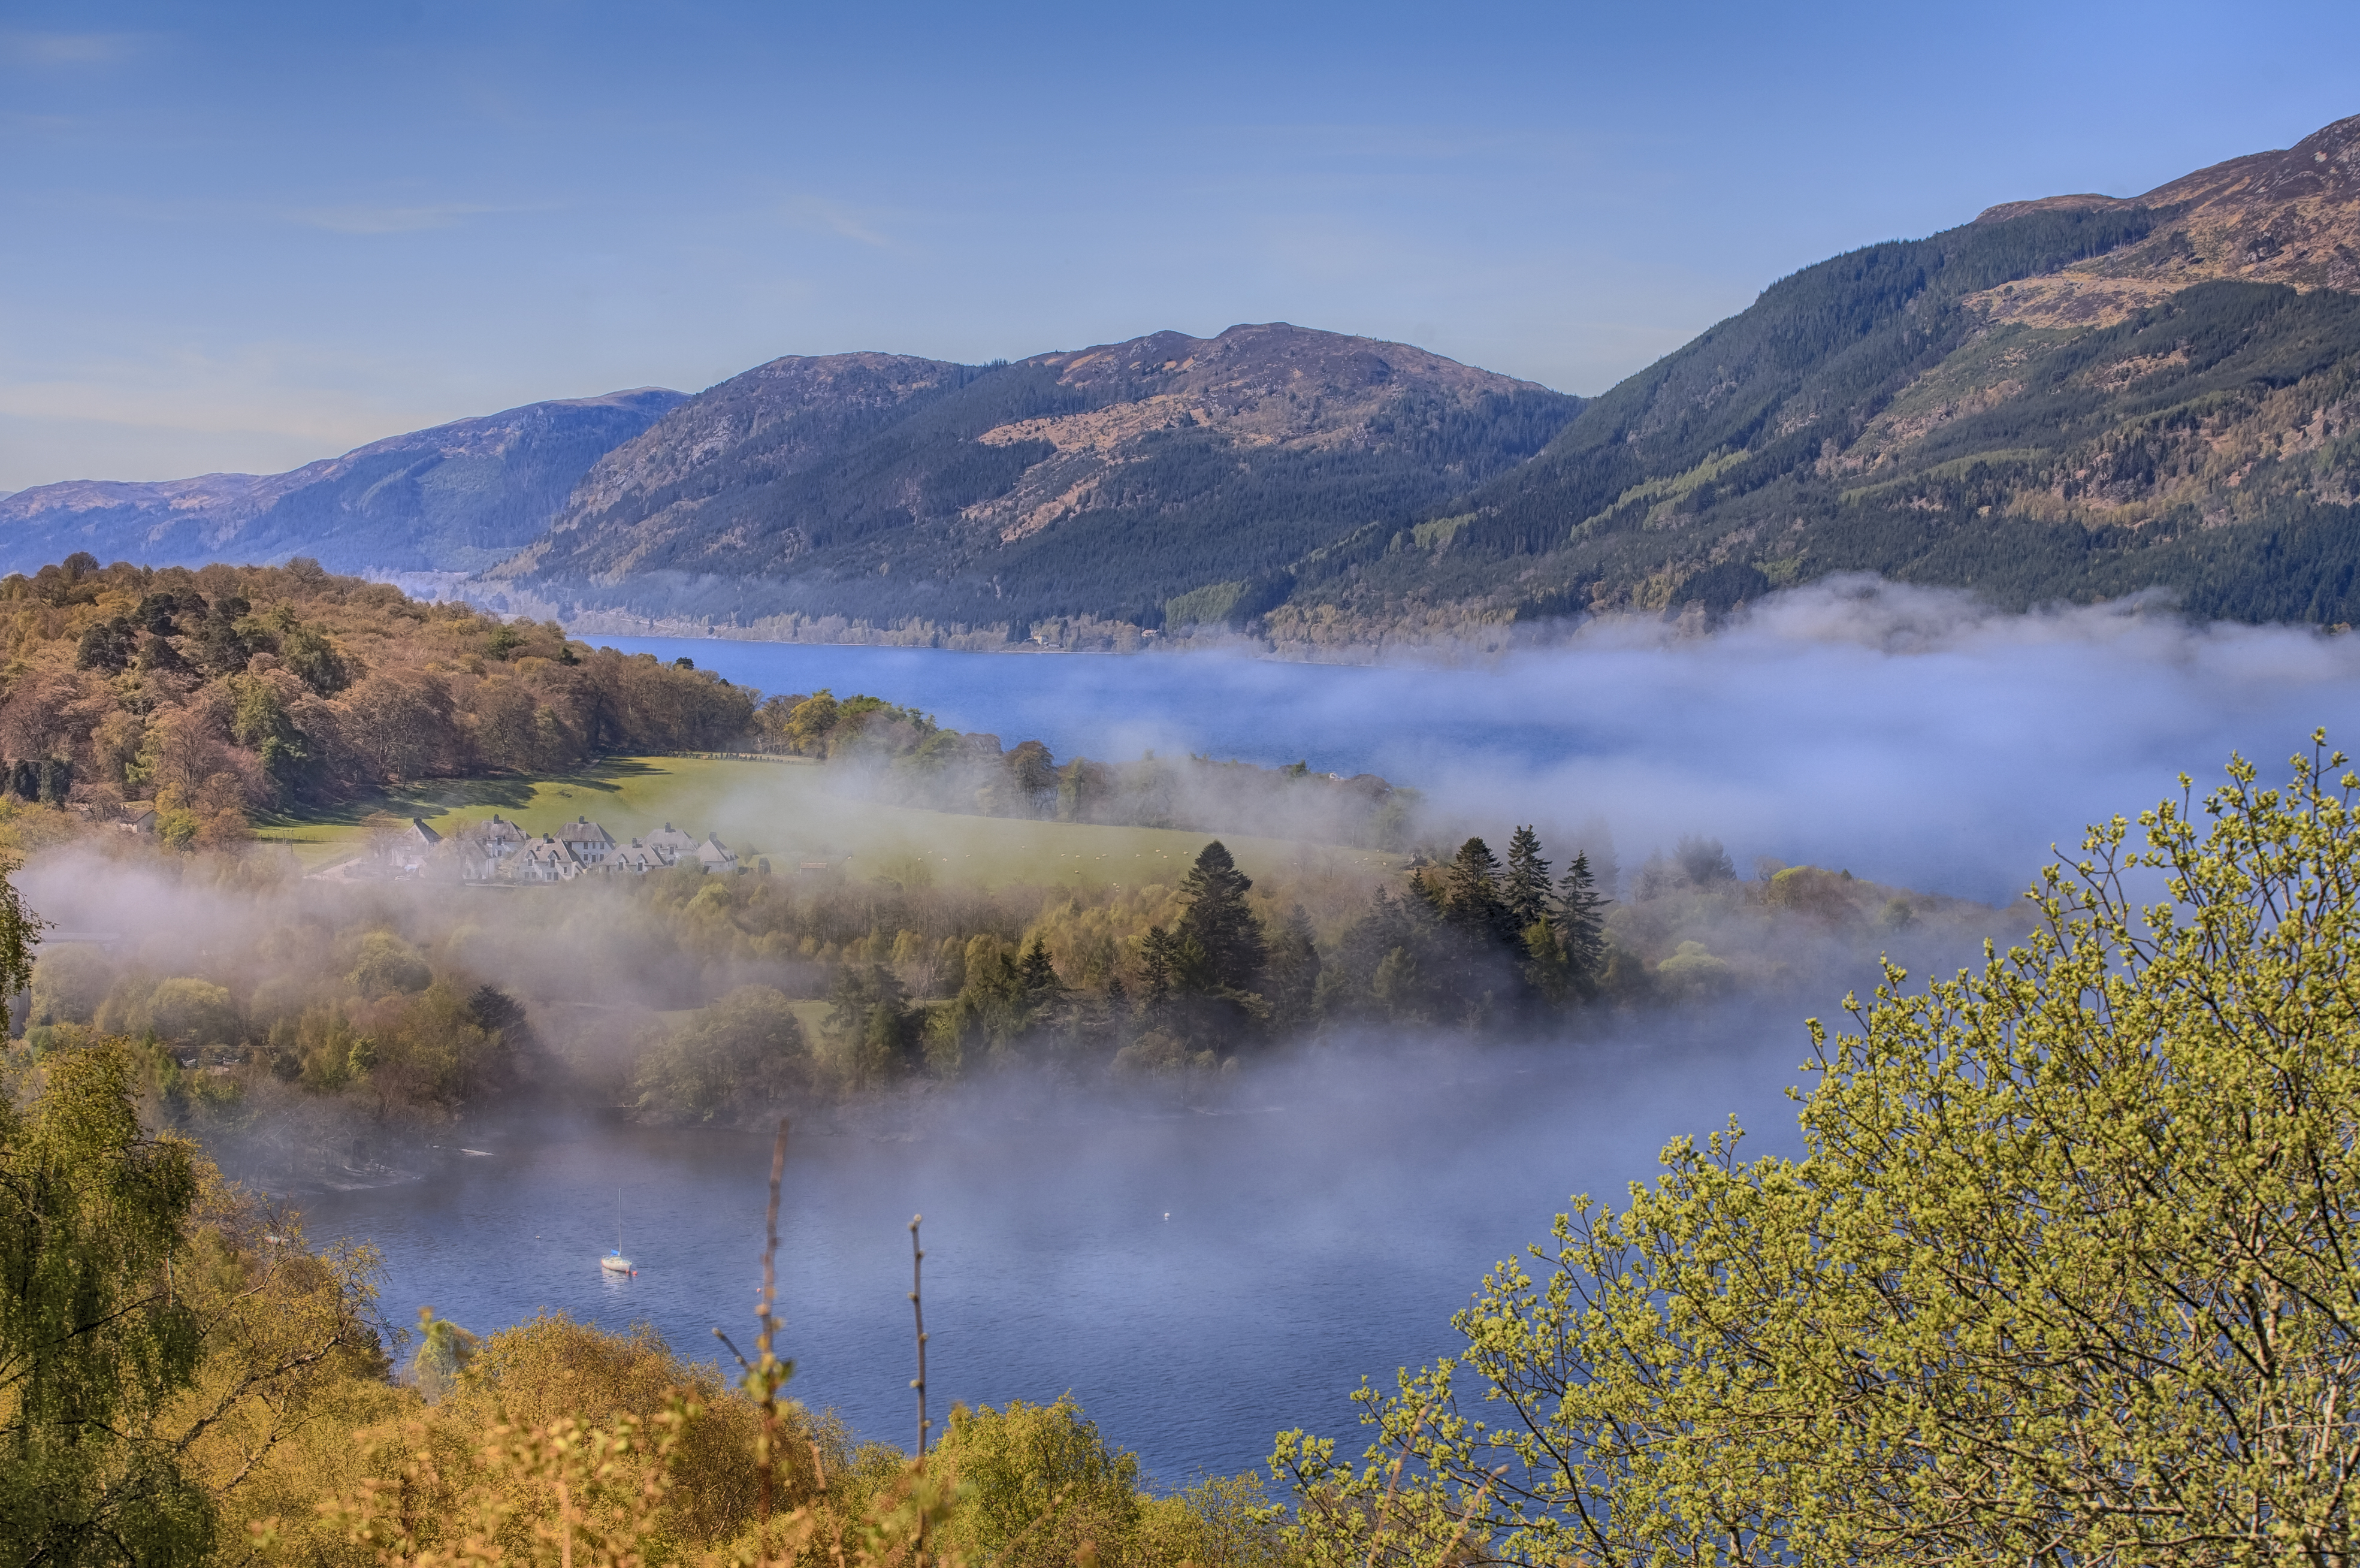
[1268,113,2360,639]
[0,553,748,832]
[481,116,2360,643]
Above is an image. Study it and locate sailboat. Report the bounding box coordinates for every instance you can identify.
[601,1188,635,1275]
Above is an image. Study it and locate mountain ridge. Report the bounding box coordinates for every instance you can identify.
[10,113,2360,642]
[489,321,1581,633]
[494,115,2360,642]
[1969,113,2360,325]
[1253,114,2360,641]
[0,388,685,578]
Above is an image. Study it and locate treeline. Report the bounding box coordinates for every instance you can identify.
[0,552,1421,854]
[12,808,1998,1137]
[601,827,1991,1122]
[748,687,1419,849]
[0,554,753,824]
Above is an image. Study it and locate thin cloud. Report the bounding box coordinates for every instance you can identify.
[1,31,150,66]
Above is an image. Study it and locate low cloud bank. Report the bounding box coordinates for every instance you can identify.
[618,580,2360,904]
[1391,581,2360,901]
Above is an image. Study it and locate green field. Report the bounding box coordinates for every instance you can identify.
[250,755,1404,891]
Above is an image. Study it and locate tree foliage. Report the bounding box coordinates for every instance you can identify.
[1274,737,2360,1564]
[1175,841,1267,998]
[0,557,756,817]
[0,1043,209,1566]
[631,986,809,1123]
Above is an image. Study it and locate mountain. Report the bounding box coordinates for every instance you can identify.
[1259,114,2360,638]
[496,115,2360,642]
[15,114,2358,642]
[0,388,684,578]
[487,324,1582,632]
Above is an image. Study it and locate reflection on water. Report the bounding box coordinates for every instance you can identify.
[291,1029,1805,1485]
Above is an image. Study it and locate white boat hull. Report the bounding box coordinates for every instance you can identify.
[601,1255,633,1274]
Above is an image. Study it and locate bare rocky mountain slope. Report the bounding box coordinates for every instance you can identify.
[1974,113,2360,322]
[0,389,684,578]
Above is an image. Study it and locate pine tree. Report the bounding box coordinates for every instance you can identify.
[1016,933,1062,1004]
[1264,903,1322,1031]
[1503,826,1553,932]
[826,963,915,1085]
[1138,925,1179,1009]
[1557,851,1612,996]
[1176,841,1267,994]
[1443,836,1516,945]
[1522,914,1572,1004]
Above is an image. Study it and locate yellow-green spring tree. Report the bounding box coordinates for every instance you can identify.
[1274,736,2360,1565]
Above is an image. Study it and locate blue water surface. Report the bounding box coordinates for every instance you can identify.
[295,1034,1805,1489]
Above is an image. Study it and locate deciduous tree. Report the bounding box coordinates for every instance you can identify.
[0,1043,210,1567]
[1275,739,2360,1565]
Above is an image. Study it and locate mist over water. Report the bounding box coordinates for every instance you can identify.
[294,1028,1809,1487]
[611,579,2360,902]
[225,584,2360,1482]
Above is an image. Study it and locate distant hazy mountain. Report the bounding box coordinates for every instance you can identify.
[486,324,1582,630]
[0,388,684,577]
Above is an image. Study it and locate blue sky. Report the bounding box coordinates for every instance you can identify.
[4,0,2356,491]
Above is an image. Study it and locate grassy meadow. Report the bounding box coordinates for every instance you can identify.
[249,753,1409,893]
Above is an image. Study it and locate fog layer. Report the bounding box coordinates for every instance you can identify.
[616,579,2360,901]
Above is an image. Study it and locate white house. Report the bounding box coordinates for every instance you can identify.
[608,841,661,875]
[507,836,582,883]
[476,815,528,857]
[381,818,443,877]
[644,823,699,858]
[556,817,617,865]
